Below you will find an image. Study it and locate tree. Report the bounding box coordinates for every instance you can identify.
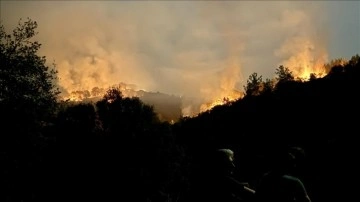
[0,18,60,202]
[244,72,263,96]
[324,58,348,73]
[348,54,360,67]
[262,78,275,94]
[0,18,59,129]
[96,87,159,136]
[275,65,294,82]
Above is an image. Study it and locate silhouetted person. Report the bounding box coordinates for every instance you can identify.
[184,148,255,202]
[255,148,311,202]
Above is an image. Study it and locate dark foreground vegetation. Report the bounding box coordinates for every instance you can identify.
[1,19,359,202]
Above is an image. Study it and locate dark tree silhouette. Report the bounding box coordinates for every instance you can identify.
[324,58,348,73]
[96,87,160,136]
[1,18,60,202]
[244,72,263,96]
[0,18,59,128]
[275,65,294,82]
[262,78,275,95]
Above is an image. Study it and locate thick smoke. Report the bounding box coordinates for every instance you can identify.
[2,1,333,115]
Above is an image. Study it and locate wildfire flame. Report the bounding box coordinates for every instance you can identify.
[198,59,244,114]
[199,90,243,113]
[60,83,142,102]
[285,53,327,81]
[275,36,328,81]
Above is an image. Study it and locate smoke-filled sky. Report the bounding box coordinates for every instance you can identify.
[1,1,359,109]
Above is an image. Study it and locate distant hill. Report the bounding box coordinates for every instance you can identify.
[138,91,182,123]
[62,87,182,123]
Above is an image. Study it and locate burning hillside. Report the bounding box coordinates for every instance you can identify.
[59,83,182,122]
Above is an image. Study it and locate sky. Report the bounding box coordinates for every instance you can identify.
[1,1,359,114]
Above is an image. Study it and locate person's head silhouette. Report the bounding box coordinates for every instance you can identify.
[212,148,236,176]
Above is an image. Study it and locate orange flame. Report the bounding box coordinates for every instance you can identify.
[199,90,243,113]
[285,54,327,80]
[60,83,142,102]
[275,37,328,81]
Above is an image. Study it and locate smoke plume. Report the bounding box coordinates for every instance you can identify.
[1,1,334,115]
